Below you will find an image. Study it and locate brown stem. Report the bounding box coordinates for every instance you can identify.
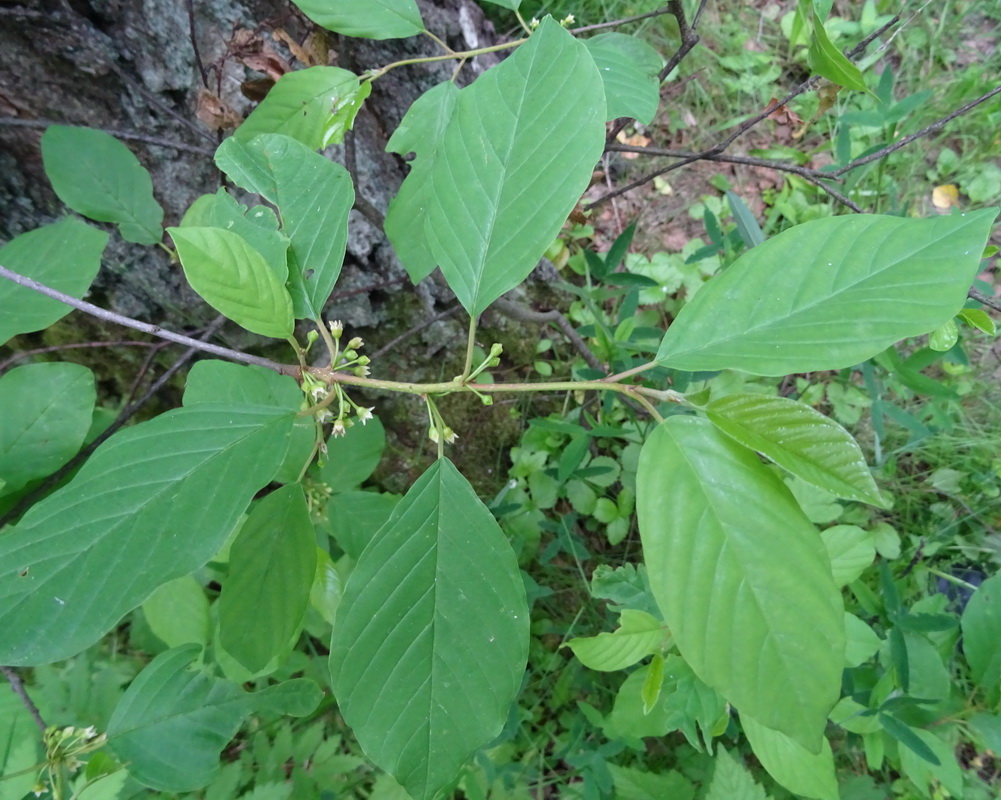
[1,665,47,733]
[0,264,293,375]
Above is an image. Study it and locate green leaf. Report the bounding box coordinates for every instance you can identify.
[655,210,998,375]
[637,416,844,751]
[385,81,460,283]
[843,612,881,667]
[741,716,838,800]
[726,191,765,248]
[707,393,885,506]
[807,13,868,92]
[608,764,695,800]
[958,307,996,335]
[606,655,726,748]
[0,404,293,666]
[41,126,164,244]
[215,134,354,320]
[961,573,1001,693]
[820,525,876,586]
[898,729,964,798]
[310,548,342,626]
[582,33,662,124]
[142,575,211,648]
[928,318,958,351]
[183,360,301,410]
[879,713,939,765]
[183,360,313,483]
[290,0,423,39]
[316,416,386,491]
[565,608,664,671]
[407,18,605,316]
[168,227,294,339]
[219,484,316,672]
[180,189,289,277]
[0,689,42,800]
[329,459,529,800]
[324,490,401,561]
[107,645,321,791]
[478,0,522,10]
[234,67,362,149]
[0,363,95,496]
[0,218,107,345]
[642,652,665,713]
[705,747,768,800]
[897,727,966,797]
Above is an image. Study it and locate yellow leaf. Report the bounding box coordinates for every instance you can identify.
[932,184,959,209]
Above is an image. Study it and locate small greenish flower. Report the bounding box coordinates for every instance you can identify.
[357,406,375,425]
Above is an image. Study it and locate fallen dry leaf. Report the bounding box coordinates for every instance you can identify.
[932,184,960,210]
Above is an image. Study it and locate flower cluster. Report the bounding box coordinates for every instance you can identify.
[300,321,376,438]
[32,725,107,796]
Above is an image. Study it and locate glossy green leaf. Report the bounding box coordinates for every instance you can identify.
[291,0,423,39]
[180,189,289,278]
[958,307,996,335]
[219,484,316,672]
[0,404,293,666]
[656,210,998,375]
[385,81,460,283]
[820,524,876,586]
[108,645,321,791]
[582,33,662,124]
[182,360,312,484]
[0,218,107,345]
[41,126,164,244]
[142,575,211,648]
[642,652,665,713]
[961,573,1001,692]
[741,716,838,800]
[565,608,664,671]
[410,18,605,315]
[637,416,844,750]
[168,227,294,339]
[928,318,959,351]
[0,363,95,496]
[707,393,885,506]
[234,67,362,148]
[316,416,386,491]
[215,134,354,320]
[808,13,868,92]
[329,459,529,800]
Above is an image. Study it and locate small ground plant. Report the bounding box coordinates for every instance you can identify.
[1,2,1000,799]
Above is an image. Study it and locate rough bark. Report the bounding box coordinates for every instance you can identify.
[0,0,535,491]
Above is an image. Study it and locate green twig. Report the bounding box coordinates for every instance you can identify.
[462,315,478,382]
